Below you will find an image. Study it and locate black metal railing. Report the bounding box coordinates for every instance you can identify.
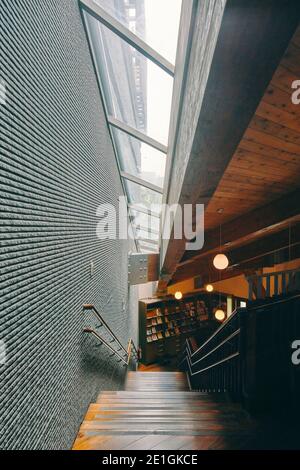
[83,304,139,366]
[180,293,300,411]
[179,307,246,396]
[246,268,300,300]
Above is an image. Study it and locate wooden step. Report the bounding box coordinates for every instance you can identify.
[72,371,258,450]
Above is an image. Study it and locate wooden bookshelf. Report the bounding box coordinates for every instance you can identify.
[139,292,238,365]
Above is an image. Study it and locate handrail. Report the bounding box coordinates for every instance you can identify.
[181,292,300,394]
[185,349,240,376]
[188,329,241,368]
[249,292,300,310]
[246,268,300,300]
[83,304,139,366]
[84,328,128,365]
[189,307,241,358]
[180,307,243,393]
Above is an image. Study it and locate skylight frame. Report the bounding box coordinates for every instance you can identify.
[79,0,180,253]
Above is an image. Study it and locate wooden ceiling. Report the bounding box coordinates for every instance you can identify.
[205,26,300,231]
[170,25,300,286]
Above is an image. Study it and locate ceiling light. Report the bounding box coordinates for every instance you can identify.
[206,284,214,292]
[174,291,183,300]
[214,309,226,321]
[213,253,229,270]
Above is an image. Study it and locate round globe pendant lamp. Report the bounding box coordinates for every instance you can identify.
[174,291,183,300]
[213,220,229,270]
[206,284,214,292]
[214,309,226,321]
[213,253,229,270]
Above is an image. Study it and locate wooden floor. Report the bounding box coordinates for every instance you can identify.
[73,371,278,450]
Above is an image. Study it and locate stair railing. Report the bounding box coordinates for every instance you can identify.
[246,268,300,300]
[83,304,139,366]
[179,307,245,396]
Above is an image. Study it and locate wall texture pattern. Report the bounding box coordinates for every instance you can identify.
[0,0,138,449]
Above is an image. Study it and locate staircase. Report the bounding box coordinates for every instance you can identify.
[73,371,260,450]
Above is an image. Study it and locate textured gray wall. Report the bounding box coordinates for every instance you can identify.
[0,0,138,449]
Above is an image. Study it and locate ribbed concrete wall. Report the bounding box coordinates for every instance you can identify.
[0,0,138,449]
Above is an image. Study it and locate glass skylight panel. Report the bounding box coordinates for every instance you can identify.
[111,127,165,189]
[125,180,162,213]
[93,0,182,65]
[138,241,158,253]
[129,208,160,235]
[84,13,173,146]
[134,226,158,242]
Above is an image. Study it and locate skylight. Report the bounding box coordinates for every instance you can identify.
[92,0,181,64]
[80,0,182,253]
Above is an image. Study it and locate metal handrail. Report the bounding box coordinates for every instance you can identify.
[190,307,241,359]
[83,304,139,366]
[180,308,243,391]
[181,293,300,395]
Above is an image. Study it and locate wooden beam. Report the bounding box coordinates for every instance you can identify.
[171,224,300,284]
[180,189,300,267]
[159,0,300,291]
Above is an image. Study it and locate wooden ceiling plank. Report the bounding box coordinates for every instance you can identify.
[271,65,300,95]
[263,83,300,117]
[256,101,300,133]
[244,128,300,156]
[250,115,300,147]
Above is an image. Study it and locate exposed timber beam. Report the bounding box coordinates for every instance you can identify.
[171,223,300,285]
[159,0,300,292]
[180,189,300,267]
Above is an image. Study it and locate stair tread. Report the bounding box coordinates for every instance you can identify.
[72,371,255,450]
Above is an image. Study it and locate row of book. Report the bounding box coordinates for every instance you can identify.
[146,301,209,320]
[146,325,199,343]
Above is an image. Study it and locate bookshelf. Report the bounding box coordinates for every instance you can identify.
[139,292,235,365]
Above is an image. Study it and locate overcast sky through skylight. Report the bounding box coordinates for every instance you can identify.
[141,0,182,178]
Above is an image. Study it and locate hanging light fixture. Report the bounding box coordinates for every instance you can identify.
[214,309,226,321]
[174,291,183,300]
[213,220,229,270]
[213,253,229,270]
[206,284,214,292]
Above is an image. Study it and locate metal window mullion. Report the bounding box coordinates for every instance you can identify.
[79,0,175,76]
[108,117,167,154]
[120,171,163,194]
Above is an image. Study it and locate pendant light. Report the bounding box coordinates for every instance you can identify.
[214,250,226,322]
[214,309,226,321]
[206,272,214,292]
[206,284,214,292]
[174,291,183,300]
[213,220,229,270]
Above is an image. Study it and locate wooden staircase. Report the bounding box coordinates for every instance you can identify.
[73,371,262,450]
